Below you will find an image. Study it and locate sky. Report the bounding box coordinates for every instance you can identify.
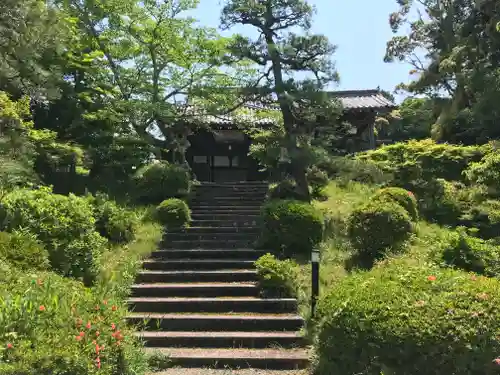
[188,0,414,102]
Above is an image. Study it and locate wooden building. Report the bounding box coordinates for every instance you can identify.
[183,89,395,183]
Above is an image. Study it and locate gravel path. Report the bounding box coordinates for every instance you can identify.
[150,369,310,375]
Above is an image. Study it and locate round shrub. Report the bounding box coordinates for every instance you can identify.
[315,261,500,375]
[255,253,299,298]
[156,198,191,228]
[372,186,419,221]
[0,187,107,283]
[260,200,323,257]
[0,229,49,271]
[464,152,500,195]
[133,161,191,204]
[346,200,413,262]
[440,227,500,277]
[88,193,138,244]
[268,180,306,201]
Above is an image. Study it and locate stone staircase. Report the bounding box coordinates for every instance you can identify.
[127,182,309,370]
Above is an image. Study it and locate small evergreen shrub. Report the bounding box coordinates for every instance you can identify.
[133,161,191,204]
[87,193,138,244]
[315,261,500,375]
[0,229,49,270]
[268,180,306,201]
[346,201,413,263]
[440,227,500,277]
[255,253,299,298]
[156,199,191,229]
[372,187,419,221]
[0,187,107,284]
[460,200,500,240]
[320,156,391,185]
[464,152,500,196]
[306,166,329,198]
[260,200,323,257]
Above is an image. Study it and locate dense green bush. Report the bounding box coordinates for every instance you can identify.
[268,180,305,201]
[306,165,329,197]
[464,152,500,196]
[87,193,138,244]
[0,187,107,284]
[0,229,49,271]
[357,139,487,185]
[346,201,413,263]
[372,187,419,221]
[259,200,323,257]
[156,198,191,228]
[255,253,299,298]
[133,161,191,204]
[440,227,500,277]
[315,261,500,375]
[319,156,391,185]
[460,200,500,240]
[0,267,148,375]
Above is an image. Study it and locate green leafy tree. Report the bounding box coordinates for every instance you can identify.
[221,0,342,200]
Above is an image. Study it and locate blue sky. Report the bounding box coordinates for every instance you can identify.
[189,0,413,102]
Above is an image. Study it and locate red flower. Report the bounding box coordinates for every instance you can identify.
[111,305,117,311]
[36,279,43,286]
[95,344,100,354]
[493,358,500,365]
[111,323,116,331]
[95,331,100,337]
[103,300,108,305]
[86,321,91,329]
[471,275,477,281]
[75,335,82,341]
[96,357,101,369]
[79,331,85,337]
[39,305,46,312]
[427,275,436,281]
[6,343,12,349]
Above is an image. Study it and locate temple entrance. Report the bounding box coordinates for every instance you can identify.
[186,130,263,183]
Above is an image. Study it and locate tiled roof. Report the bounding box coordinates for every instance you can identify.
[183,89,395,127]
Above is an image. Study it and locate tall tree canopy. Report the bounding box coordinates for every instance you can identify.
[221,0,341,200]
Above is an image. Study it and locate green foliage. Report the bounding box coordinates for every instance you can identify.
[357,139,486,185]
[0,187,107,284]
[346,200,413,264]
[441,228,500,277]
[255,253,299,298]
[315,261,500,375]
[318,155,391,186]
[260,200,324,257]
[306,165,329,198]
[0,267,148,375]
[155,199,191,229]
[0,229,49,271]
[268,180,306,201]
[464,151,500,196]
[372,187,419,221]
[86,193,138,245]
[460,199,500,240]
[133,162,191,204]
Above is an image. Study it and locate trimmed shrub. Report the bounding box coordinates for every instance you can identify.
[156,198,191,229]
[0,187,107,283]
[460,200,500,240]
[372,187,419,221]
[346,200,413,263]
[440,227,500,277]
[315,261,500,375]
[319,156,391,186]
[0,229,49,271]
[464,152,500,196]
[306,166,329,198]
[260,200,323,257]
[268,180,306,201]
[255,253,299,298]
[133,161,190,204]
[87,193,138,244]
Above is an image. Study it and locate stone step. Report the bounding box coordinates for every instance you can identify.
[128,297,297,314]
[136,330,305,349]
[150,249,267,260]
[190,213,260,221]
[136,270,258,283]
[190,219,259,228]
[166,227,259,234]
[142,259,256,271]
[131,283,260,298]
[190,210,261,217]
[127,313,304,332]
[189,197,264,203]
[190,206,262,211]
[143,347,309,370]
[163,232,257,242]
[161,239,255,249]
